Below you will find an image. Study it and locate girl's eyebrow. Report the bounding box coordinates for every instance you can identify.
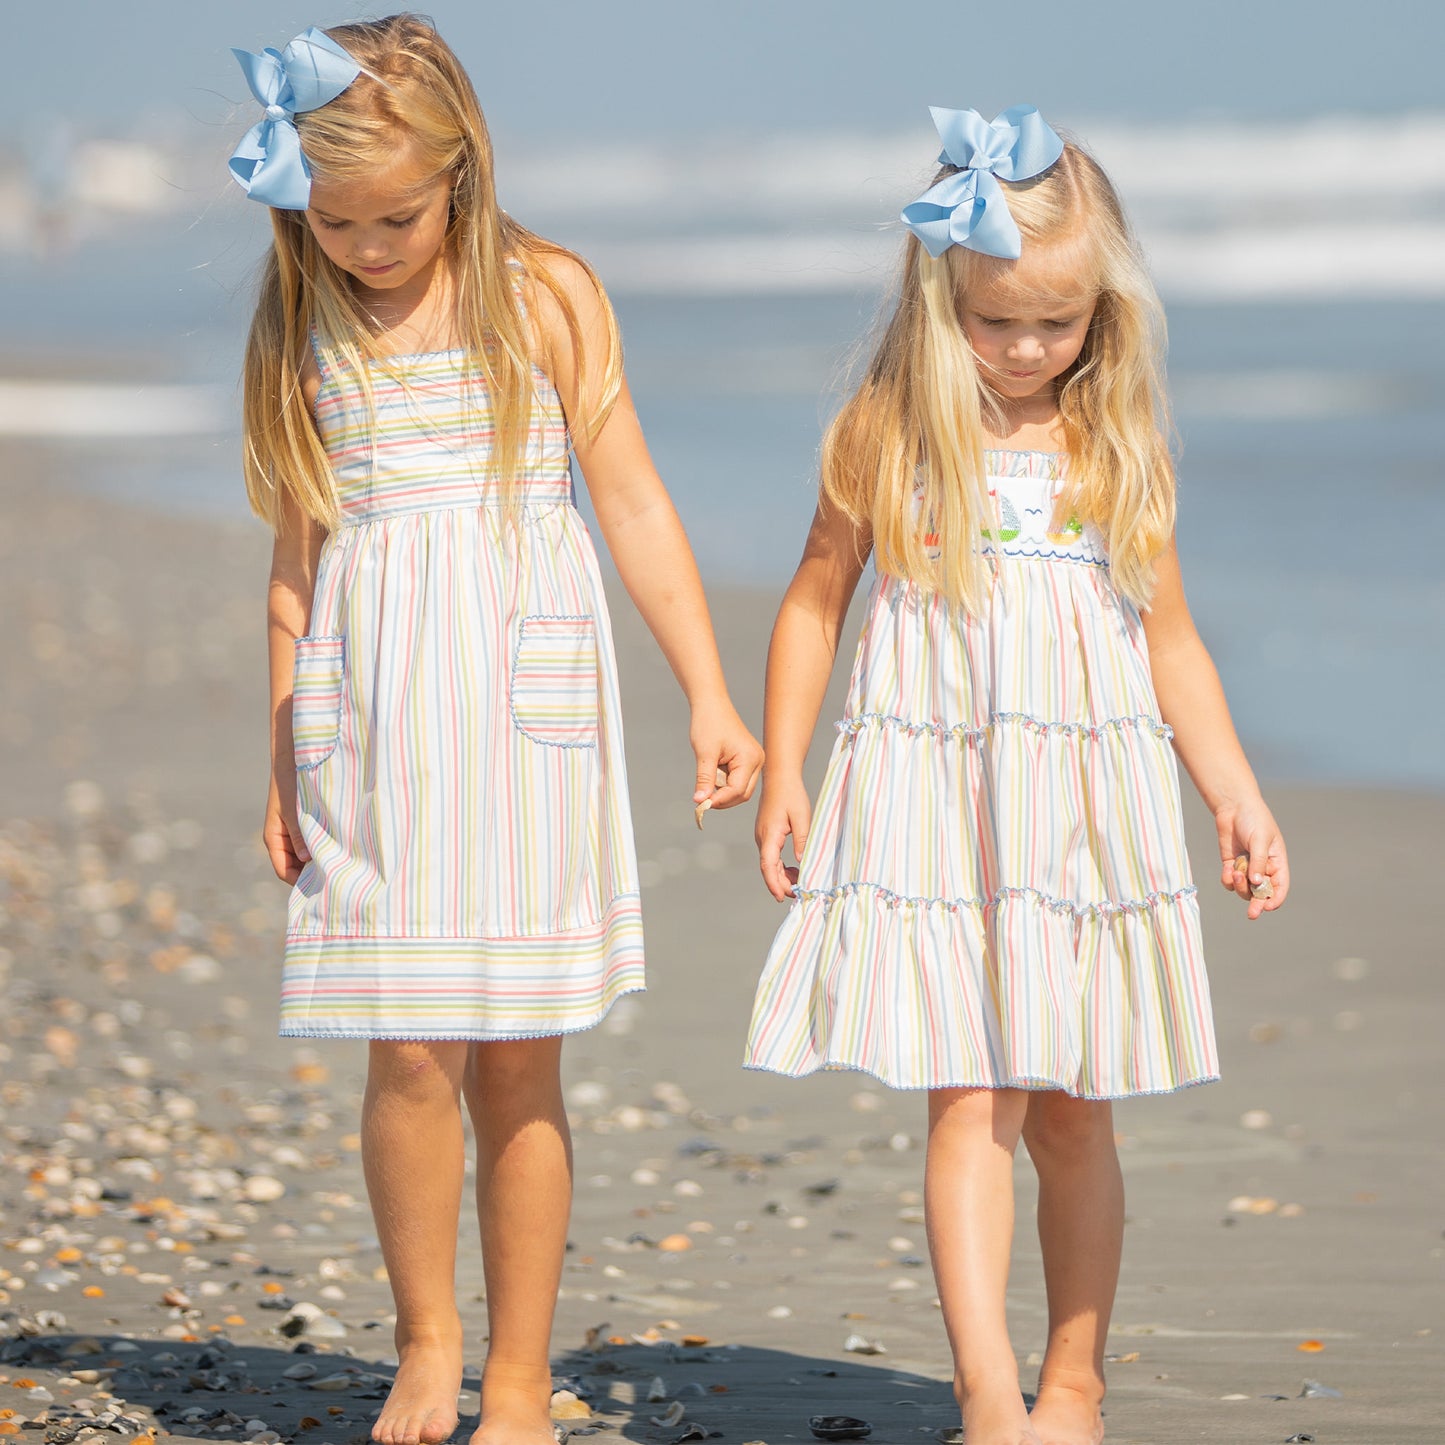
[312,201,421,223]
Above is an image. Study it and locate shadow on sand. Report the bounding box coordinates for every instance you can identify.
[2,1331,973,1445]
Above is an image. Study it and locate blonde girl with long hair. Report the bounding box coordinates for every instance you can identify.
[746,107,1288,1445]
[230,17,761,1445]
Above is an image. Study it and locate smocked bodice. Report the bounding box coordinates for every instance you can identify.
[917,449,1107,569]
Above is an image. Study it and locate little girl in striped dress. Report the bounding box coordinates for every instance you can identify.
[230,18,761,1445]
[747,107,1288,1445]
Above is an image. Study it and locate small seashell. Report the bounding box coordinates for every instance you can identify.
[843,1333,885,1355]
[694,799,712,830]
[307,1374,355,1391]
[550,1391,592,1421]
[1233,855,1273,899]
[647,1378,668,1403]
[651,1402,686,1428]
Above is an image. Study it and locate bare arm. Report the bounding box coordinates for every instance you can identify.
[262,365,328,884]
[536,257,762,811]
[1142,540,1289,919]
[756,501,872,901]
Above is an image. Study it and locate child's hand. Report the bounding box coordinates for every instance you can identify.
[263,766,311,885]
[689,700,764,821]
[1214,798,1289,920]
[756,777,812,902]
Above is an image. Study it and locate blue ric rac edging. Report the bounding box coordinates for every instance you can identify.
[837,710,1174,743]
[791,879,1199,919]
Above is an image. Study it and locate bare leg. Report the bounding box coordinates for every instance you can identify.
[926,1087,1040,1445]
[1022,1093,1122,1445]
[464,1036,571,1445]
[365,1040,469,1445]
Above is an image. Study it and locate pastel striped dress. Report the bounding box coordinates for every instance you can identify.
[745,451,1217,1097]
[280,336,642,1039]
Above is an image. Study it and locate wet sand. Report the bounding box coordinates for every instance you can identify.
[1,442,1442,1444]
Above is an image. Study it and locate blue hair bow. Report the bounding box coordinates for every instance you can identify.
[901,104,1064,260]
[228,27,362,210]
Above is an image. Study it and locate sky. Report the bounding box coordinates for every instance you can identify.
[8,0,1444,145]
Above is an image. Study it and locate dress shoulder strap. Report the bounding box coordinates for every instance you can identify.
[307,321,334,389]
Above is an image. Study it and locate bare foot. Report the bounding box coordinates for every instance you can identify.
[958,1387,1042,1445]
[471,1361,556,1445]
[373,1334,463,1445]
[1028,1381,1104,1445]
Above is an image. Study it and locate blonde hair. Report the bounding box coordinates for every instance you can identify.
[824,140,1174,610]
[241,13,622,533]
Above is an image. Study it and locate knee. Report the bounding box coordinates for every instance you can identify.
[1022,1094,1115,1167]
[367,1040,465,1103]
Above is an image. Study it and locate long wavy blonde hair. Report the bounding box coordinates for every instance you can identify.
[241,13,622,533]
[824,140,1174,610]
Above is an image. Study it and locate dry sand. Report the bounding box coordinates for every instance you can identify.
[1,443,1442,1445]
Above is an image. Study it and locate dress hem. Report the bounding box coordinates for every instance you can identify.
[741,1057,1219,1101]
[279,982,645,1042]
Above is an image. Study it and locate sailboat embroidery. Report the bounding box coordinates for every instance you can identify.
[982,488,1021,542]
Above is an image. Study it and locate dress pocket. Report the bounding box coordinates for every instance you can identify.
[510,615,599,747]
[292,635,346,770]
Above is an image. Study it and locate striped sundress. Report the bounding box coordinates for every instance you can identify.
[280,336,643,1039]
[745,450,1217,1097]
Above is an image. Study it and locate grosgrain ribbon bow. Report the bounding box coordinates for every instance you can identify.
[228,27,361,210]
[901,104,1064,260]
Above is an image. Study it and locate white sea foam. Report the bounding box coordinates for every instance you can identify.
[502,111,1445,299]
[5,112,1442,299]
[0,382,233,438]
[578,222,1445,300]
[499,112,1445,222]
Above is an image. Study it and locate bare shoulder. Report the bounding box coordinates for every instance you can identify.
[522,248,608,349]
[515,247,615,414]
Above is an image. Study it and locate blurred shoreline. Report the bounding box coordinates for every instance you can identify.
[3,289,1443,798]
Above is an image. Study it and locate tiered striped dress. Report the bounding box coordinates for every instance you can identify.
[280,337,642,1039]
[746,451,1217,1097]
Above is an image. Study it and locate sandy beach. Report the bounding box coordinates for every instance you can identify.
[1,442,1442,1445]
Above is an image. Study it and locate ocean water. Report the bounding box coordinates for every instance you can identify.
[2,204,1442,793]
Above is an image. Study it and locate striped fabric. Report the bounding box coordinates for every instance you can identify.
[292,637,345,770]
[511,615,601,746]
[282,337,643,1040]
[745,451,1218,1097]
